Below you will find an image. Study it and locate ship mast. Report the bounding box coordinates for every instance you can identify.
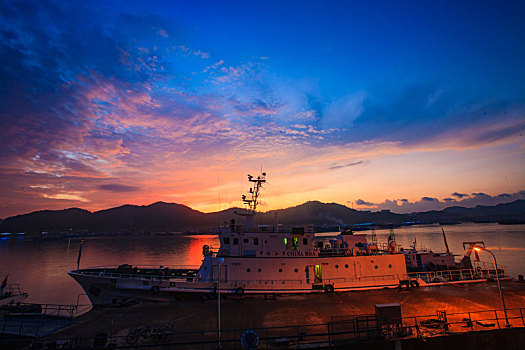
[238,172,266,229]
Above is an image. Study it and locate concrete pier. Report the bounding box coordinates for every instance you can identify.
[28,280,525,348]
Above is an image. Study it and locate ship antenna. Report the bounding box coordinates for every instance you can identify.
[237,171,266,229]
[243,172,266,213]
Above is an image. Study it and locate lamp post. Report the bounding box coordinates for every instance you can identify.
[217,257,224,349]
[473,246,510,327]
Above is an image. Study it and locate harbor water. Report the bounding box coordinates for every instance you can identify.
[0,223,523,305]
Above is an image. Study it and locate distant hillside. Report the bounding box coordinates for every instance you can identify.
[257,201,406,226]
[0,199,524,234]
[409,200,525,223]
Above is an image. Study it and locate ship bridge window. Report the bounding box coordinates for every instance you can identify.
[243,238,249,244]
[233,238,238,245]
[254,238,259,245]
[283,238,288,247]
[223,237,230,244]
[303,238,308,245]
[293,237,299,250]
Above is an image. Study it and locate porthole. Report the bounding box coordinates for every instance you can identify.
[294,268,298,273]
[258,268,261,272]
[374,265,378,269]
[345,264,348,268]
[247,268,251,272]
[279,269,283,273]
[335,265,339,269]
[388,264,392,268]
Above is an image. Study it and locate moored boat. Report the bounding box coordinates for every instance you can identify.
[68,173,506,306]
[0,280,28,307]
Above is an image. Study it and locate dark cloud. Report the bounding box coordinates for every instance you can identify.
[374,190,525,214]
[329,160,368,170]
[356,199,375,206]
[0,0,178,165]
[452,192,469,198]
[472,192,488,197]
[97,184,140,192]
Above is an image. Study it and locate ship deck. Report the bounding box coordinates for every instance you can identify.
[73,265,200,279]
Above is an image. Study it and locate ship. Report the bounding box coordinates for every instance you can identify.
[68,173,506,306]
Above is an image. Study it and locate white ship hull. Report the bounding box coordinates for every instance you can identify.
[68,253,501,306]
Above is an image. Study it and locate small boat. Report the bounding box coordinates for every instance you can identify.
[0,282,28,306]
[400,237,457,272]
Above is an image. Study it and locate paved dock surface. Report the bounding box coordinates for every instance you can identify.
[45,281,525,342]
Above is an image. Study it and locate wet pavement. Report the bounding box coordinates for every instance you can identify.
[45,280,525,342]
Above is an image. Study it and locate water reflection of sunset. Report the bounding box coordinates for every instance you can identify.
[186,235,220,266]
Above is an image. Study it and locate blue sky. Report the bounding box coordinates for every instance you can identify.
[0,0,524,217]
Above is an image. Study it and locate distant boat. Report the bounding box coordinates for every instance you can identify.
[153,232,175,236]
[498,219,525,225]
[438,221,461,225]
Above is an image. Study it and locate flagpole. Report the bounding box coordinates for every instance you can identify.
[77,240,84,271]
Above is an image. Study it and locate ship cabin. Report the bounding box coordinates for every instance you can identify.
[402,249,456,271]
[213,223,382,258]
[216,225,317,258]
[196,224,407,290]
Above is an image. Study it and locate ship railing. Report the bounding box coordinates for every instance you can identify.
[324,275,397,284]
[473,260,506,271]
[73,265,201,281]
[76,272,198,282]
[223,279,306,286]
[210,275,398,288]
[406,267,506,283]
[3,302,79,318]
[3,283,23,296]
[79,264,201,270]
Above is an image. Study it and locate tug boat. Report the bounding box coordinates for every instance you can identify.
[68,173,505,306]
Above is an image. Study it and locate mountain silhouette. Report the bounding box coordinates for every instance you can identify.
[0,200,523,234]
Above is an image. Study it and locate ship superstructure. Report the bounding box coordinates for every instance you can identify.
[68,173,506,306]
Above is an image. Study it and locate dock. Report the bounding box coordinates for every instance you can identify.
[3,280,525,348]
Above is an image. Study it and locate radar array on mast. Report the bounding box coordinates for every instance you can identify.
[241,172,266,213]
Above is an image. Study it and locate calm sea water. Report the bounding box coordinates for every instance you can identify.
[0,223,523,305]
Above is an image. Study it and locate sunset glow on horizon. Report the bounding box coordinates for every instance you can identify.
[1,1,524,218]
